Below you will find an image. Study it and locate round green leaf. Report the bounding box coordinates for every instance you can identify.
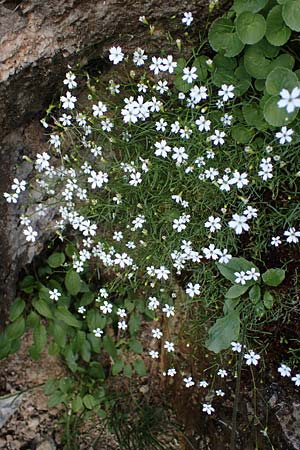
[244,46,271,79]
[255,78,266,91]
[266,5,291,46]
[263,95,297,126]
[234,64,252,96]
[282,0,300,31]
[262,268,286,286]
[243,103,268,130]
[265,67,299,96]
[257,38,280,58]
[269,53,295,72]
[231,125,254,143]
[236,12,266,45]
[233,0,268,13]
[47,252,65,268]
[208,18,244,57]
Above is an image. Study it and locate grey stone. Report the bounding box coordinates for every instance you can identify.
[0,393,24,429]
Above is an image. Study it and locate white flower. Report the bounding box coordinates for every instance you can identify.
[277,87,300,113]
[217,369,228,378]
[118,320,127,330]
[244,350,260,366]
[202,403,215,415]
[271,236,282,247]
[60,91,77,109]
[154,140,171,158]
[245,268,260,281]
[202,244,222,260]
[149,56,163,75]
[182,11,193,26]
[185,282,200,298]
[204,216,221,233]
[229,171,249,188]
[160,55,177,74]
[92,101,108,117]
[234,271,247,285]
[218,84,235,102]
[199,380,209,388]
[228,214,249,235]
[167,368,177,377]
[78,306,86,314]
[155,266,170,280]
[278,364,291,377]
[218,249,232,264]
[3,192,19,204]
[292,374,300,386]
[216,390,225,397]
[284,227,300,243]
[152,328,163,339]
[93,328,103,338]
[210,129,225,146]
[109,46,124,64]
[182,67,198,84]
[195,115,211,132]
[162,304,175,318]
[100,300,113,314]
[63,71,77,89]
[87,170,108,189]
[172,146,188,165]
[183,376,195,387]
[133,47,147,66]
[149,350,159,359]
[148,296,160,310]
[164,341,175,352]
[23,226,38,243]
[117,308,127,318]
[49,288,61,301]
[275,126,294,144]
[231,342,242,353]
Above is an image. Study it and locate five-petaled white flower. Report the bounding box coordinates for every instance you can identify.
[277,87,300,113]
[182,12,193,26]
[202,404,215,415]
[275,126,294,144]
[244,350,260,366]
[109,46,124,64]
[278,363,291,377]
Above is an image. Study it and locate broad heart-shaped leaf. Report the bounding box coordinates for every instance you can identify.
[266,5,291,46]
[47,252,65,268]
[236,12,266,45]
[243,103,268,130]
[225,284,250,299]
[208,18,244,57]
[263,95,297,126]
[65,270,82,296]
[262,268,285,286]
[231,125,254,144]
[265,67,299,96]
[282,0,300,31]
[233,0,268,13]
[216,257,259,284]
[244,46,271,79]
[103,335,117,360]
[205,309,240,353]
[234,63,252,96]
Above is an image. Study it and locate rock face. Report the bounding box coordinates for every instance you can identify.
[0,0,230,327]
